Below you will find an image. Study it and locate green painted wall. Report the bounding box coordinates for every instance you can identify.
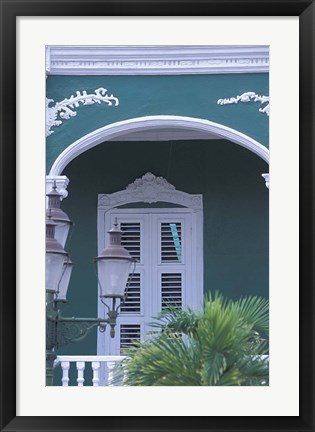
[56,138,268,370]
[46,73,269,172]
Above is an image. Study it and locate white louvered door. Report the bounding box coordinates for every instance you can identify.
[100,209,193,356]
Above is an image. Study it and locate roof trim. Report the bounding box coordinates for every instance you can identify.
[46,45,269,76]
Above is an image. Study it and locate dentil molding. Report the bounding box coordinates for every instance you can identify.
[46,87,119,136]
[46,45,269,75]
[98,172,203,211]
[217,92,270,116]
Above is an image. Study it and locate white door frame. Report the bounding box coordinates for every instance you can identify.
[97,173,203,356]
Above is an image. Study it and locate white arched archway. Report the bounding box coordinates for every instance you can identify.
[49,115,269,177]
[46,115,270,196]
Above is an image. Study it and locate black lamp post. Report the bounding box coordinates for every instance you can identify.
[45,183,135,386]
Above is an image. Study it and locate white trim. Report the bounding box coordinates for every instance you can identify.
[48,115,269,177]
[46,175,70,200]
[97,174,203,359]
[262,173,270,189]
[98,172,203,211]
[104,128,221,141]
[98,206,203,358]
[55,355,125,363]
[46,45,269,75]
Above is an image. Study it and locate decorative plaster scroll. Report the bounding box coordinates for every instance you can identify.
[217,92,270,116]
[98,172,203,211]
[46,87,119,137]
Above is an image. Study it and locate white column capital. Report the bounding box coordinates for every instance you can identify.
[46,175,70,201]
[262,173,269,189]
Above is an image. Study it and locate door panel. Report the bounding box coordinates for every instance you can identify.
[100,209,193,355]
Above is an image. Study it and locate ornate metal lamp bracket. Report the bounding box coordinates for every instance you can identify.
[56,317,109,347]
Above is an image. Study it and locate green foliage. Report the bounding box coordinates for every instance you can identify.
[114,293,269,386]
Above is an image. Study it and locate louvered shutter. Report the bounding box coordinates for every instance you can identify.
[120,273,141,313]
[158,219,184,314]
[120,222,141,261]
[158,219,185,342]
[161,222,182,263]
[100,210,194,356]
[119,222,142,314]
[161,273,182,310]
[120,324,141,354]
[108,214,145,356]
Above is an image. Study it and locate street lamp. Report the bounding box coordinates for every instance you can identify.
[45,184,135,386]
[46,214,69,294]
[55,258,73,302]
[95,220,134,299]
[46,181,72,247]
[95,219,136,337]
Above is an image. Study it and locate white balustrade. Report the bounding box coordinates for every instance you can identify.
[91,361,101,387]
[60,361,70,386]
[106,361,117,386]
[54,355,126,386]
[76,361,85,386]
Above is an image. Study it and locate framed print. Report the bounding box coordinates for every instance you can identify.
[1,1,314,431]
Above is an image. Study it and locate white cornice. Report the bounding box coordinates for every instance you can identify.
[46,45,269,76]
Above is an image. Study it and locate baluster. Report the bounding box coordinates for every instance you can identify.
[76,361,85,386]
[92,361,101,387]
[107,361,116,386]
[61,361,70,386]
[123,368,128,385]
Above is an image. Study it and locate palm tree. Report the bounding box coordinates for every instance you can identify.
[115,293,269,386]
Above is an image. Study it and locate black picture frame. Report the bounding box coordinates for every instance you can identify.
[1,1,314,431]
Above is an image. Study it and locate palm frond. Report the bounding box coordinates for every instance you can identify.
[149,306,201,338]
[233,296,269,336]
[116,292,269,386]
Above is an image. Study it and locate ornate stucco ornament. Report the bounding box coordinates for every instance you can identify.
[46,87,119,137]
[98,172,203,210]
[126,172,176,194]
[217,92,270,116]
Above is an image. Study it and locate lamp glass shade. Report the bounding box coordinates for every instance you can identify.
[56,261,73,301]
[97,258,132,298]
[54,222,71,248]
[46,252,67,293]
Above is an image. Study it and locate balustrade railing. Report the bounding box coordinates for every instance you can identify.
[54,355,126,386]
[54,354,268,386]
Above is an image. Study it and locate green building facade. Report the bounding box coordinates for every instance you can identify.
[46,46,269,383]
